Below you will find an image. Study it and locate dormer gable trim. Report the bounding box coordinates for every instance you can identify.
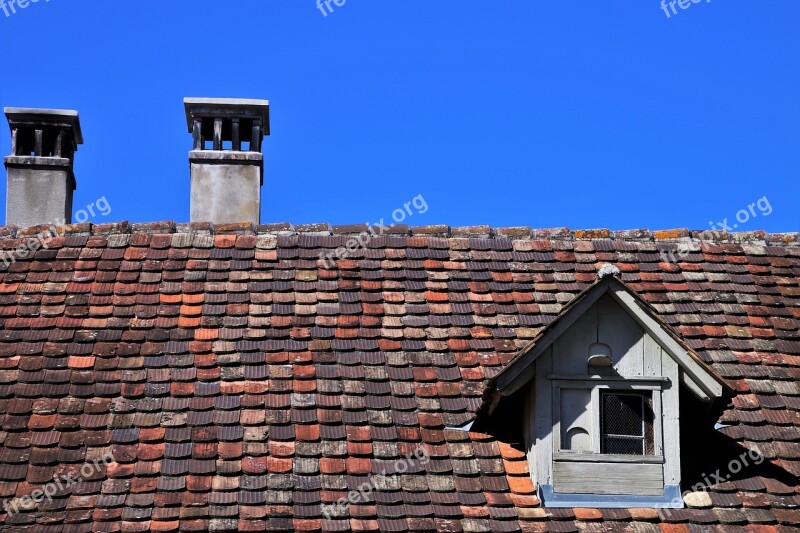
[482,276,729,418]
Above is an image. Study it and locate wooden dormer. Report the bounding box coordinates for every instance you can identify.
[473,269,731,508]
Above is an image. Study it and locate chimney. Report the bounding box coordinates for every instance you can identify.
[4,108,83,227]
[184,98,270,225]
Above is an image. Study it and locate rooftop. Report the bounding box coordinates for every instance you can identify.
[0,221,797,531]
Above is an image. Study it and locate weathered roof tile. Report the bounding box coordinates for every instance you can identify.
[0,224,797,528]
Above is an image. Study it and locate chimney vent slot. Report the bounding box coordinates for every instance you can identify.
[184,98,269,156]
[6,109,81,159]
[190,116,264,153]
[12,126,72,158]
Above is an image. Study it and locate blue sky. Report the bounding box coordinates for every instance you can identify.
[0,1,798,232]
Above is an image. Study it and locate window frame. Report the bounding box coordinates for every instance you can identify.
[551,378,664,464]
[599,390,654,456]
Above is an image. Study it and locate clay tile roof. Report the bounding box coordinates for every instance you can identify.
[0,222,798,531]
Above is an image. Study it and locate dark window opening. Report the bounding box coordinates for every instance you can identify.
[600,391,654,455]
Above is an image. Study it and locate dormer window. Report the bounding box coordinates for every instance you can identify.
[557,386,658,458]
[600,391,653,455]
[473,269,730,508]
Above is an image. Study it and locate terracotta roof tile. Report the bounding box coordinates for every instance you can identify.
[0,224,797,528]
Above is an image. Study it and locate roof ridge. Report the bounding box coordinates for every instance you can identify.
[0,220,797,246]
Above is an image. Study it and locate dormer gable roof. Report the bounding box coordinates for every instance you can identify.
[474,272,733,427]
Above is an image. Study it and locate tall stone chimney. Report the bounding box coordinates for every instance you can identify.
[184,98,270,225]
[4,108,83,227]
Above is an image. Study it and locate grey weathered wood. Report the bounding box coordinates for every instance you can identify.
[553,462,664,495]
[498,283,610,394]
[524,379,537,483]
[497,278,725,401]
[547,375,668,383]
[682,374,711,402]
[557,387,592,452]
[591,386,601,452]
[534,347,553,486]
[661,355,681,485]
[500,277,725,502]
[552,304,596,375]
[598,295,644,377]
[652,381,664,456]
[553,452,663,463]
[609,286,724,399]
[643,334,661,377]
[490,363,534,415]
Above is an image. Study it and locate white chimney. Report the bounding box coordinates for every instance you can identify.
[184,98,270,225]
[4,107,83,227]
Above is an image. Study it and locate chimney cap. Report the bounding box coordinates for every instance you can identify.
[183,98,270,135]
[4,107,83,145]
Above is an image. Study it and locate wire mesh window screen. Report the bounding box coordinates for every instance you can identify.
[600,391,654,455]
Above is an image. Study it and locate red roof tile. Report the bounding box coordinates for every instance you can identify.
[0,223,797,530]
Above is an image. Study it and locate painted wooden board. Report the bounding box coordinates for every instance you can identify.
[497,281,611,394]
[534,347,553,486]
[609,286,724,399]
[598,295,645,377]
[553,461,664,495]
[661,354,681,485]
[499,278,726,401]
[552,307,596,375]
[643,332,662,378]
[558,387,593,452]
[524,379,537,482]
